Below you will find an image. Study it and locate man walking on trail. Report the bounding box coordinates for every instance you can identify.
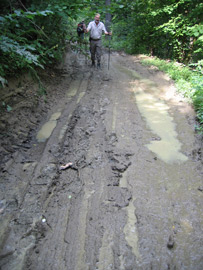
[86,13,111,68]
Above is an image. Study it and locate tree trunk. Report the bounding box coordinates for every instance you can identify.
[105,0,111,32]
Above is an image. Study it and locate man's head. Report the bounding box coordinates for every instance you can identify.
[95,14,100,24]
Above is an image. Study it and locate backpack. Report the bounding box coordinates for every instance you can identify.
[77,23,84,33]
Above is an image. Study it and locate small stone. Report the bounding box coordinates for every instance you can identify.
[167,235,174,249]
[198,186,203,192]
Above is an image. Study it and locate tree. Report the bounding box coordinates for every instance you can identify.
[111,0,203,64]
[105,0,111,32]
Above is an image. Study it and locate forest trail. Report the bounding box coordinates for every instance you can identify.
[0,50,203,270]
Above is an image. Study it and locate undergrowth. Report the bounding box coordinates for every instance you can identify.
[0,3,76,90]
[141,57,203,134]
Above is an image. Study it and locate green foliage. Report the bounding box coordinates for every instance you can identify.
[191,76,203,133]
[0,76,7,87]
[1,102,12,112]
[0,0,83,87]
[111,0,203,64]
[0,9,53,79]
[141,57,203,133]
[0,35,43,67]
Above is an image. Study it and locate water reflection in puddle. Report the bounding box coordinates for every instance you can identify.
[123,200,140,259]
[120,171,140,260]
[36,112,61,142]
[134,90,188,163]
[115,63,187,163]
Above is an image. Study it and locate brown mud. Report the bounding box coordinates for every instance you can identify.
[0,50,203,270]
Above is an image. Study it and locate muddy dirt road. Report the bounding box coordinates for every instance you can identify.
[0,51,203,270]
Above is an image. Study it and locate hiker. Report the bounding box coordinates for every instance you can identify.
[85,13,111,68]
[77,21,86,40]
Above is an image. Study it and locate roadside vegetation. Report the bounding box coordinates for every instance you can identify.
[0,0,77,86]
[141,58,203,133]
[0,0,202,132]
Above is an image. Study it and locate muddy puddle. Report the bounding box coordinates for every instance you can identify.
[36,77,88,143]
[36,112,61,142]
[116,63,188,163]
[123,200,140,259]
[134,90,188,163]
[120,171,140,260]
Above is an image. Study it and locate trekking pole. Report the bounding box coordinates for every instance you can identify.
[108,35,111,70]
[85,39,87,65]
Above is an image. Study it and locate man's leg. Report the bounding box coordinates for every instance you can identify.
[90,41,96,66]
[96,40,102,68]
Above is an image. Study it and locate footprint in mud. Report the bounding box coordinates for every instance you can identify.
[106,186,132,208]
[106,132,118,146]
[107,149,134,173]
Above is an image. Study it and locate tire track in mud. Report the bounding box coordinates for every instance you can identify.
[0,69,93,269]
[0,56,135,270]
[0,52,203,270]
[23,68,135,270]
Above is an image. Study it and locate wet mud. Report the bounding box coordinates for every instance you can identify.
[0,51,203,270]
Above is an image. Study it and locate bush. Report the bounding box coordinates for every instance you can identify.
[0,2,77,86]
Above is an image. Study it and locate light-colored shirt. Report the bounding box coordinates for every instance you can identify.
[87,21,107,39]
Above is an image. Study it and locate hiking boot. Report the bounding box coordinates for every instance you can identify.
[97,62,101,69]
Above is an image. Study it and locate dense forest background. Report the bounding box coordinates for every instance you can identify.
[0,0,203,129]
[0,0,202,81]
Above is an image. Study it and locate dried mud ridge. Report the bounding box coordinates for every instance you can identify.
[0,51,203,270]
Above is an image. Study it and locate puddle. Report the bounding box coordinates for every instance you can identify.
[116,63,188,164]
[112,102,117,132]
[123,200,140,259]
[114,63,141,80]
[58,113,72,142]
[75,187,94,270]
[97,230,114,270]
[134,90,188,163]
[76,78,89,103]
[36,112,61,142]
[23,162,37,172]
[66,80,81,98]
[119,255,126,270]
[77,92,85,104]
[120,172,140,260]
[120,170,128,188]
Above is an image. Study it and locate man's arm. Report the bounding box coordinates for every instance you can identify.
[85,22,91,33]
[102,24,112,35]
[105,31,112,35]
